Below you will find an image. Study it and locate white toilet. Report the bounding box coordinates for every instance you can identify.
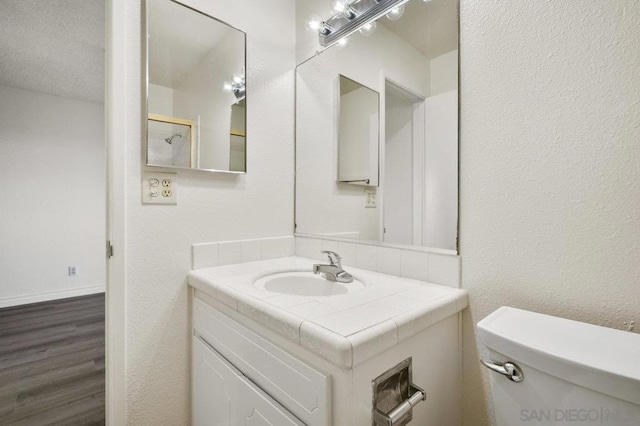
[478,307,640,425]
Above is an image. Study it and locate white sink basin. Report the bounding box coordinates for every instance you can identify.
[254,271,364,296]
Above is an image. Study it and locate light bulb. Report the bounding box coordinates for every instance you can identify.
[223,82,233,92]
[386,5,405,21]
[306,14,322,32]
[330,0,347,13]
[336,37,349,49]
[233,74,243,84]
[359,21,377,36]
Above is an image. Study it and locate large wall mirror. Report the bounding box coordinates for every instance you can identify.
[144,0,247,173]
[296,0,459,251]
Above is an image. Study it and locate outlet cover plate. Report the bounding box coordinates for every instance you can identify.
[142,171,177,204]
[364,188,376,208]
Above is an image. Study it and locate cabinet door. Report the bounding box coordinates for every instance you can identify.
[193,337,239,426]
[236,376,304,426]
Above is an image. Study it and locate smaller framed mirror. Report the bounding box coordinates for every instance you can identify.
[337,75,379,186]
[144,0,247,173]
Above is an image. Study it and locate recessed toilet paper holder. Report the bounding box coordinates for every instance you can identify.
[372,357,426,426]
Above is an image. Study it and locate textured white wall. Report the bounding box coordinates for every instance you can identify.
[459,1,640,425]
[0,85,105,306]
[120,0,295,423]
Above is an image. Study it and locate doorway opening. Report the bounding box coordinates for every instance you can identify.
[0,1,107,423]
[383,80,426,246]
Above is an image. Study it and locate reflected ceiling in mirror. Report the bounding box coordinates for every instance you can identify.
[145,0,246,173]
[295,0,459,252]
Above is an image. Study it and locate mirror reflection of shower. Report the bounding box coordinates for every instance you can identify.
[147,116,194,168]
[164,133,183,144]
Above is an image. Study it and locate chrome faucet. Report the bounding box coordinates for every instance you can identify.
[313,250,353,283]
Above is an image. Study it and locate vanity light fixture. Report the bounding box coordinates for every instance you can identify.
[358,20,377,36]
[223,68,246,101]
[385,4,405,20]
[330,0,347,13]
[310,0,411,47]
[336,37,350,48]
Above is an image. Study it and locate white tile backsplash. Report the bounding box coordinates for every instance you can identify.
[400,250,429,281]
[376,247,402,276]
[320,239,339,255]
[296,236,461,287]
[355,244,377,271]
[295,237,323,260]
[218,241,243,266]
[241,239,262,263]
[337,241,357,266]
[192,235,461,289]
[192,236,294,271]
[192,243,218,270]
[262,236,295,260]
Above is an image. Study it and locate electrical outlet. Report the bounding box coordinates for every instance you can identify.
[364,188,377,208]
[68,266,78,277]
[142,171,177,204]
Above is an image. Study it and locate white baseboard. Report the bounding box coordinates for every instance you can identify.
[0,285,106,309]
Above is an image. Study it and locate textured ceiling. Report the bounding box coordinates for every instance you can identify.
[0,0,105,104]
[380,0,458,59]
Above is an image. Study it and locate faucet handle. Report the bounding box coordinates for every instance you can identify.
[321,250,341,266]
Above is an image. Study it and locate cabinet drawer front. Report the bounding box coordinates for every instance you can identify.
[194,297,331,426]
[193,337,304,426]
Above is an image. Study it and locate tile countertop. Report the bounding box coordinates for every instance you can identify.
[188,257,468,369]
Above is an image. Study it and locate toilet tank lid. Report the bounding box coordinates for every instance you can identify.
[478,307,640,405]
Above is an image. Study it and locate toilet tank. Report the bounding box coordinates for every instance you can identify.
[478,307,640,426]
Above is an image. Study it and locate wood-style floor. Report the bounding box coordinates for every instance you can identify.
[0,293,105,425]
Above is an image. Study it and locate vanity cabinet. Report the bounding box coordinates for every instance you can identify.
[191,289,463,426]
[192,297,331,426]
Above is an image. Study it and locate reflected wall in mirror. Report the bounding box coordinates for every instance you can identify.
[296,0,458,251]
[338,75,379,186]
[145,0,246,172]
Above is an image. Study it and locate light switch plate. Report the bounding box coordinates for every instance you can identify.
[364,187,376,208]
[142,171,177,204]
